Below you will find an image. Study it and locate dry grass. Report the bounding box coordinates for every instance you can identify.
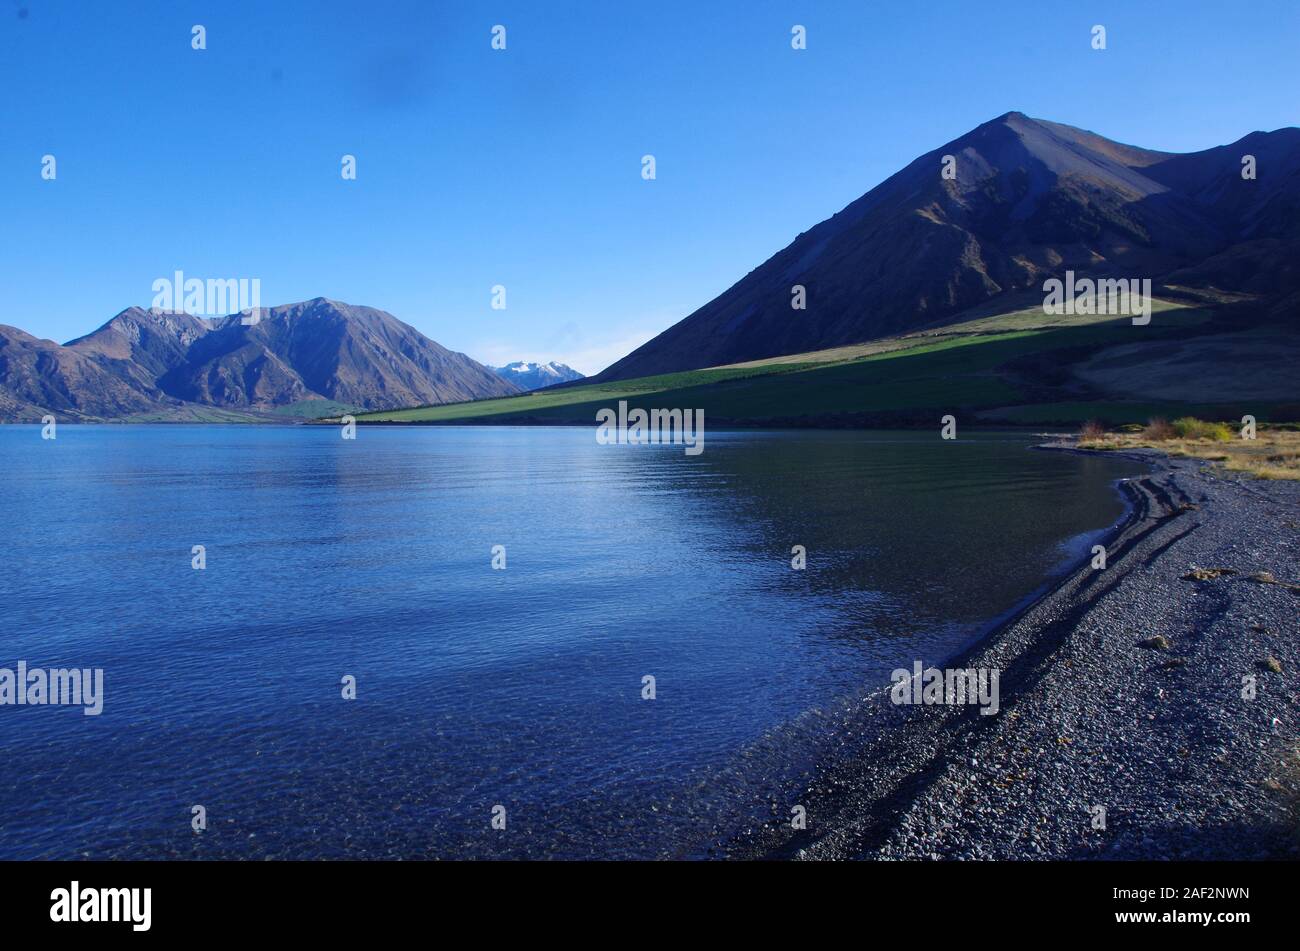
[1078,419,1300,480]
[1079,419,1106,441]
[713,298,1200,371]
[1141,417,1176,440]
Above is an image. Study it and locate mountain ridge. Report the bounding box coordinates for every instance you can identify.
[592,112,1300,382]
[491,361,585,391]
[0,299,519,421]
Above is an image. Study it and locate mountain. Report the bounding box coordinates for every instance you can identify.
[594,112,1300,381]
[490,361,585,391]
[63,308,218,404]
[0,324,167,420]
[143,300,520,410]
[1,299,520,421]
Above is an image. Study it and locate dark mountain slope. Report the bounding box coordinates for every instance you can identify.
[1143,128,1300,239]
[594,113,1299,381]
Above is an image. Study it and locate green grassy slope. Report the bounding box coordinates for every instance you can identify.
[353,303,1297,427]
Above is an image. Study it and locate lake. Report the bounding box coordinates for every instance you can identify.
[0,425,1145,858]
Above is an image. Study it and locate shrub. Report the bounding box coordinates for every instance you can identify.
[1142,417,1175,441]
[1172,417,1232,441]
[1079,419,1106,441]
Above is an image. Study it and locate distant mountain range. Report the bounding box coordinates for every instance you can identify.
[491,361,585,391]
[0,299,520,421]
[8,113,1297,423]
[594,112,1300,382]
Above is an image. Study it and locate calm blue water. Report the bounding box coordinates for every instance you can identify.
[0,425,1144,858]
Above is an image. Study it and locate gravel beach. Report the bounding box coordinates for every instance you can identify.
[739,446,1300,861]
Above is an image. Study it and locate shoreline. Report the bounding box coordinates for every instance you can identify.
[729,444,1300,860]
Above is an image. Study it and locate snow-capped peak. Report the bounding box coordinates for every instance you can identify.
[491,361,585,391]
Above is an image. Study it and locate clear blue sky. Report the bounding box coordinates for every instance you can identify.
[2,1,1296,373]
